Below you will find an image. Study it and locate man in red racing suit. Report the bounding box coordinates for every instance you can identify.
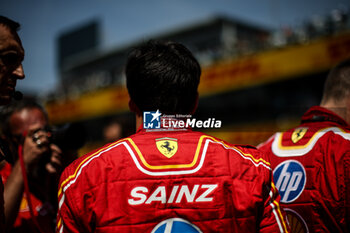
[0,15,26,233]
[258,59,350,233]
[56,40,289,233]
[57,125,288,233]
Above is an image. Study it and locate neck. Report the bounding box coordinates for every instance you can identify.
[320,98,349,125]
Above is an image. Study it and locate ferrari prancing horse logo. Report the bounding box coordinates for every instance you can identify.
[156,137,178,158]
[291,127,308,143]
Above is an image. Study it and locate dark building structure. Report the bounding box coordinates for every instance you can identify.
[56,16,270,98]
[47,14,350,149]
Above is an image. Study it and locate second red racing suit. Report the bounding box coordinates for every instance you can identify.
[258,106,350,233]
[57,126,289,233]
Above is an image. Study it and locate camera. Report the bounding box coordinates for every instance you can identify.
[50,123,86,151]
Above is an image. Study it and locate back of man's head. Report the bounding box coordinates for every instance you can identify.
[125,40,201,115]
[321,58,350,105]
[0,16,20,33]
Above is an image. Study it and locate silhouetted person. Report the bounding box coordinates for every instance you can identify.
[0,15,25,233]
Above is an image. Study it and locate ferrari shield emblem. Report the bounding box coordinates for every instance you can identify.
[291,127,308,143]
[156,137,178,158]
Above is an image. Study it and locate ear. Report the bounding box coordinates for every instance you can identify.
[190,92,199,115]
[128,99,142,116]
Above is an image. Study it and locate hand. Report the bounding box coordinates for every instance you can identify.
[22,127,50,169]
[45,144,63,175]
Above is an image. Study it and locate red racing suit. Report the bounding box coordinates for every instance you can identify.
[0,162,54,233]
[258,106,350,233]
[0,150,5,232]
[0,178,4,233]
[57,126,289,233]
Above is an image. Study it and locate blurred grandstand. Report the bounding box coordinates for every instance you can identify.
[44,8,350,151]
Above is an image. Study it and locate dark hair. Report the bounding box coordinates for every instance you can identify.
[0,100,48,137]
[0,16,21,32]
[125,40,201,115]
[321,58,350,104]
